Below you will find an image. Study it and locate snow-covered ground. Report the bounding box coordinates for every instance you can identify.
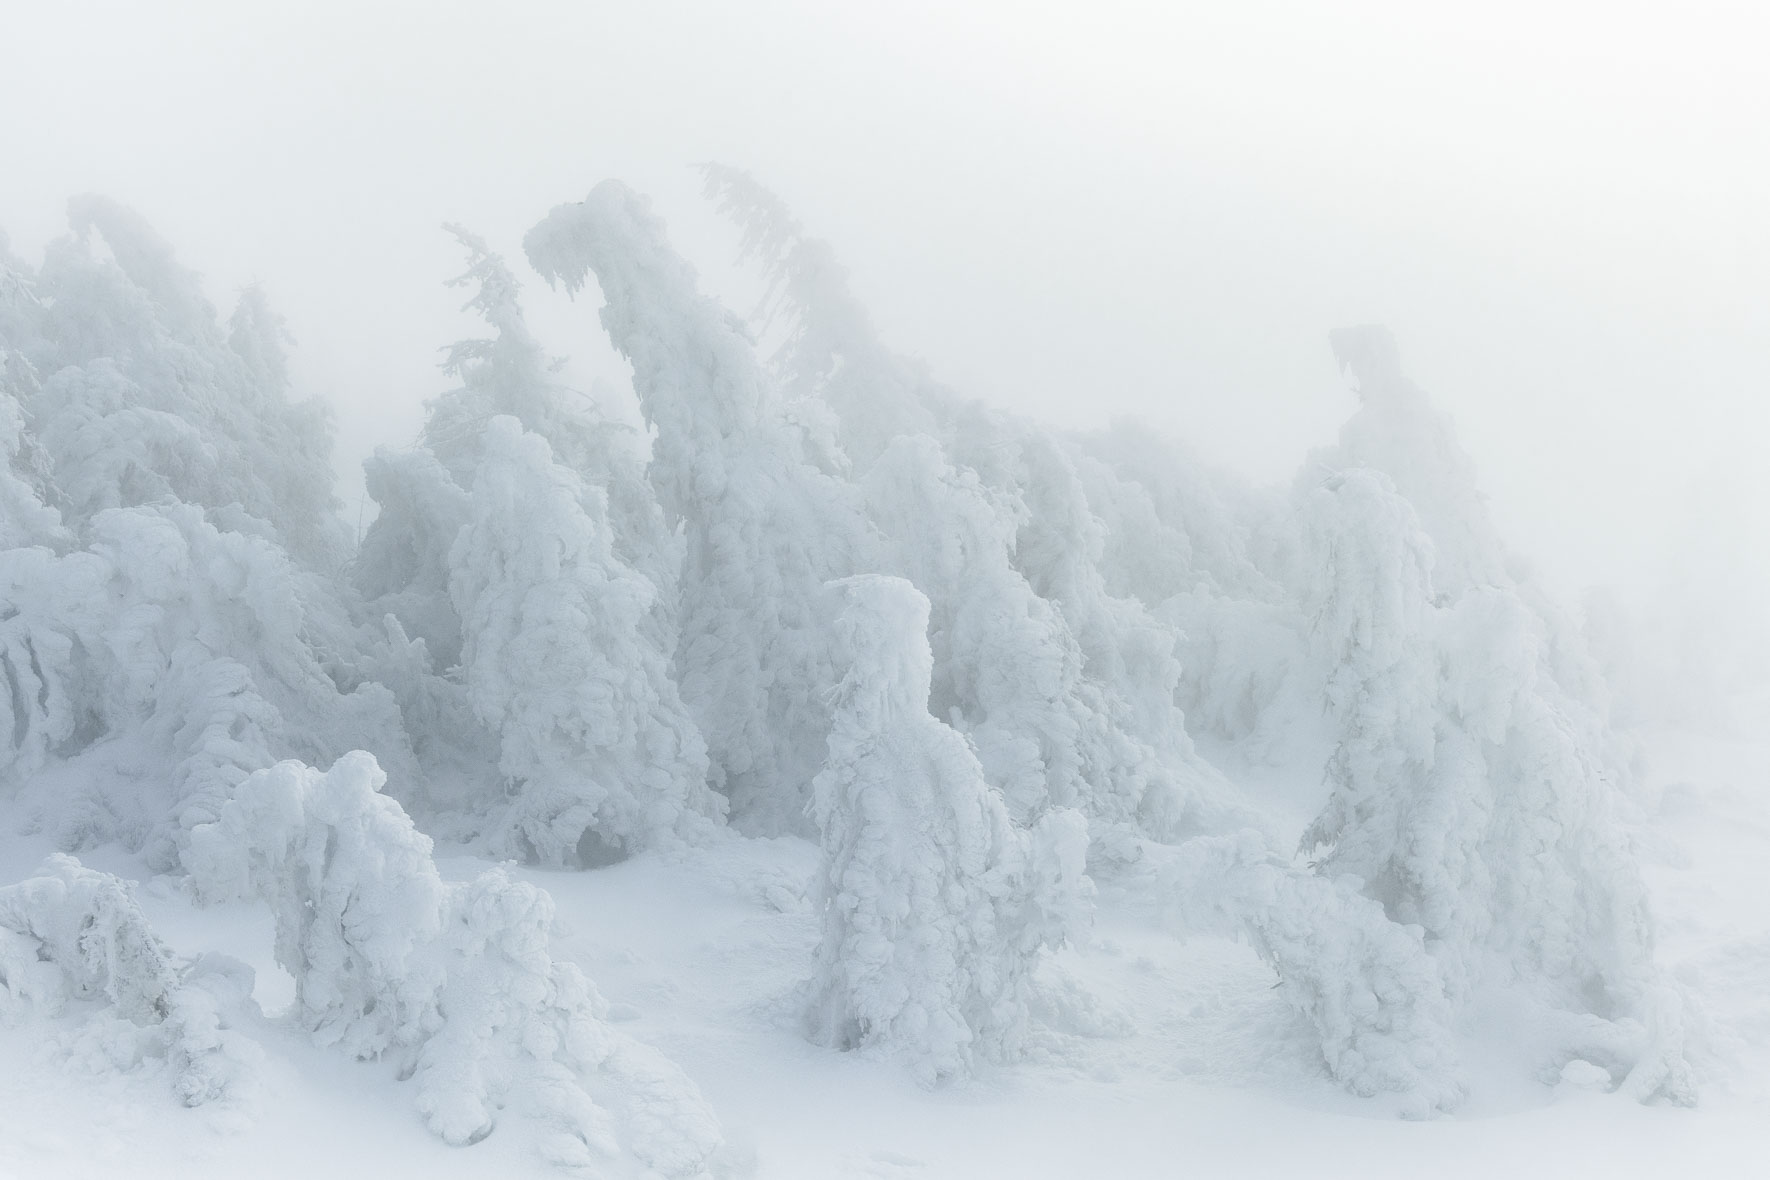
[5,714,1762,1180]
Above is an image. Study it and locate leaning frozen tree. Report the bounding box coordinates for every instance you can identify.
[1296,470,1692,1102]
[805,575,1090,1084]
[527,181,870,834]
[699,163,946,474]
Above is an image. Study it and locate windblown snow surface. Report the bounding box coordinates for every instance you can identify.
[1,176,1765,1178]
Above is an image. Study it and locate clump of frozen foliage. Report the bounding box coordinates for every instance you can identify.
[1,500,413,866]
[187,752,725,1171]
[805,575,1090,1084]
[0,854,260,1106]
[0,853,180,1024]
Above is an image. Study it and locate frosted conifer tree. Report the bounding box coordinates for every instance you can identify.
[1296,471,1691,1102]
[1,243,64,549]
[28,197,349,571]
[1309,326,1507,600]
[527,181,870,834]
[359,229,709,849]
[449,416,719,865]
[805,575,1089,1084]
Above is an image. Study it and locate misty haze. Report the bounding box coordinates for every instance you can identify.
[1,3,1766,1178]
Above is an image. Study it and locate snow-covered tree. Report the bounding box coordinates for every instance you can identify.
[942,405,1248,846]
[1,243,65,550]
[422,226,680,613]
[1295,470,1691,1102]
[450,416,719,865]
[1307,325,1507,600]
[805,575,1090,1084]
[527,181,870,834]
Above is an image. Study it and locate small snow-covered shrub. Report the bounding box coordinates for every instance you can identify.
[0,855,259,1106]
[0,853,179,1022]
[1160,833,1464,1116]
[188,752,727,1171]
[186,751,445,1055]
[805,575,1091,1084]
[417,868,724,1173]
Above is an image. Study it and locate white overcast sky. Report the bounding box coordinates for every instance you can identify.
[4,0,1766,604]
